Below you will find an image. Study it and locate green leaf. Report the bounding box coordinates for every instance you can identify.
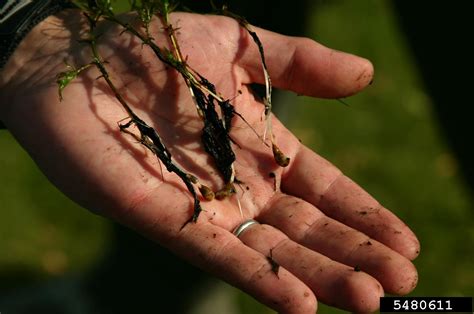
[56,63,92,101]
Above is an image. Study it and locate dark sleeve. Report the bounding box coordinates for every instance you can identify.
[0,0,75,69]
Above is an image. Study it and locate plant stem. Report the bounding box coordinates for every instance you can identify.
[86,19,207,224]
[218,7,290,167]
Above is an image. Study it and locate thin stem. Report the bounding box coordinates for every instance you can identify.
[106,15,224,102]
[218,7,290,167]
[87,19,208,223]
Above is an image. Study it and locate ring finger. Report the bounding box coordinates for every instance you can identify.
[235,220,384,313]
[258,193,418,295]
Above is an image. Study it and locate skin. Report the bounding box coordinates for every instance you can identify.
[0,10,420,314]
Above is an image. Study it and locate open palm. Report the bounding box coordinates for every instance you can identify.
[0,11,419,313]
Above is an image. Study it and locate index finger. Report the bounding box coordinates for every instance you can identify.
[237,25,374,98]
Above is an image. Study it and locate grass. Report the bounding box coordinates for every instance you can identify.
[0,132,110,283]
[0,1,472,313]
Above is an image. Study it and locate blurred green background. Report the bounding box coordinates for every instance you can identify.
[0,0,472,313]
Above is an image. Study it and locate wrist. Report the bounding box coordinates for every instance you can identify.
[0,1,71,129]
[0,9,83,125]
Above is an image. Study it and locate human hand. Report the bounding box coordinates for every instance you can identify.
[0,10,419,313]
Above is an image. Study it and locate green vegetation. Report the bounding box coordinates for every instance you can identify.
[0,131,110,281]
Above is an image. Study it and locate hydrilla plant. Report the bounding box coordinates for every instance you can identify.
[57,0,290,226]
